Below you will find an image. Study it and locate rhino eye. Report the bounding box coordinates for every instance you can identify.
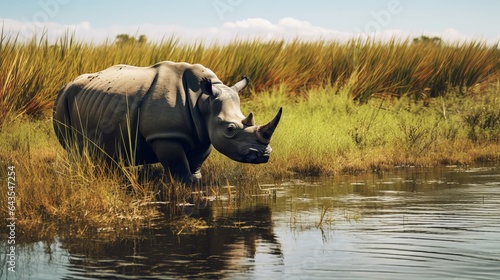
[224,123,238,138]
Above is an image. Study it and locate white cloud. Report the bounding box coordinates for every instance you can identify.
[223,18,276,30]
[218,17,352,42]
[441,28,470,43]
[0,17,496,45]
[279,17,310,29]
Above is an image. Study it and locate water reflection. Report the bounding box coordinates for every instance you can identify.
[2,166,500,279]
[270,166,500,279]
[56,206,283,279]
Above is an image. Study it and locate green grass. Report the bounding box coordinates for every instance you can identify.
[1,34,499,240]
[210,81,500,179]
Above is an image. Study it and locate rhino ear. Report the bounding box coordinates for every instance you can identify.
[200,77,221,96]
[231,76,250,93]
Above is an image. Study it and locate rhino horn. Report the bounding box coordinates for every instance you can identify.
[231,76,250,93]
[257,107,283,144]
[242,112,255,126]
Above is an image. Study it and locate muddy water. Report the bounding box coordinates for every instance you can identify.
[2,166,500,279]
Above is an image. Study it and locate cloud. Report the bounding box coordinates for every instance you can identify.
[0,17,495,45]
[441,28,470,43]
[216,17,358,43]
[223,18,276,29]
[0,18,93,42]
[218,17,351,42]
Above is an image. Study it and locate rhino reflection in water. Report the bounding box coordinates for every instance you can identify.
[60,207,283,278]
[53,61,282,183]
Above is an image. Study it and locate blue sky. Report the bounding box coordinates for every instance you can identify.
[1,0,499,44]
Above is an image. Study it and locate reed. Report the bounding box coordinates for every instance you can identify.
[0,119,164,239]
[1,34,498,125]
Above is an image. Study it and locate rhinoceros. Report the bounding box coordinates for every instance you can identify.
[53,61,282,183]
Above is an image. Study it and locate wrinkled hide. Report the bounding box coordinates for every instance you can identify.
[53,61,282,183]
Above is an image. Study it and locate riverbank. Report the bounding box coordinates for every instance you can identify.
[233,82,500,178]
[204,88,500,183]
[1,83,499,240]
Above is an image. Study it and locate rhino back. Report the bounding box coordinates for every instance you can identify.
[63,65,158,160]
[72,66,152,128]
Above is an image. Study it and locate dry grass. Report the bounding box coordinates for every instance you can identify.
[0,119,163,240]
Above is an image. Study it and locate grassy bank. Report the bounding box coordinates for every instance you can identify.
[1,83,499,240]
[0,35,499,239]
[208,81,500,179]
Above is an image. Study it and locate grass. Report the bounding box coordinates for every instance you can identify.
[228,81,500,178]
[1,33,498,125]
[0,119,155,239]
[0,34,499,240]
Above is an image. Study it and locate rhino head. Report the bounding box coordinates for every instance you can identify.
[199,76,282,164]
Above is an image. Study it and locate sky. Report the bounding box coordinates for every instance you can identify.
[0,0,499,44]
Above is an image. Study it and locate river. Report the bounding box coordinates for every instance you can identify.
[1,166,500,279]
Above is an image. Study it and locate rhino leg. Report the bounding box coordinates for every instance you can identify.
[150,139,196,184]
[187,144,212,181]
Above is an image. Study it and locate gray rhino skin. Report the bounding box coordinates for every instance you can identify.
[53,61,282,183]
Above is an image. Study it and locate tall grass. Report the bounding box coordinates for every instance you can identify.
[1,34,498,125]
[0,120,160,239]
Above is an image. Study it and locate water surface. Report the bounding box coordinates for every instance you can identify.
[2,166,500,279]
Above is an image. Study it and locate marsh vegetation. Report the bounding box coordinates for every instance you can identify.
[0,34,499,239]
